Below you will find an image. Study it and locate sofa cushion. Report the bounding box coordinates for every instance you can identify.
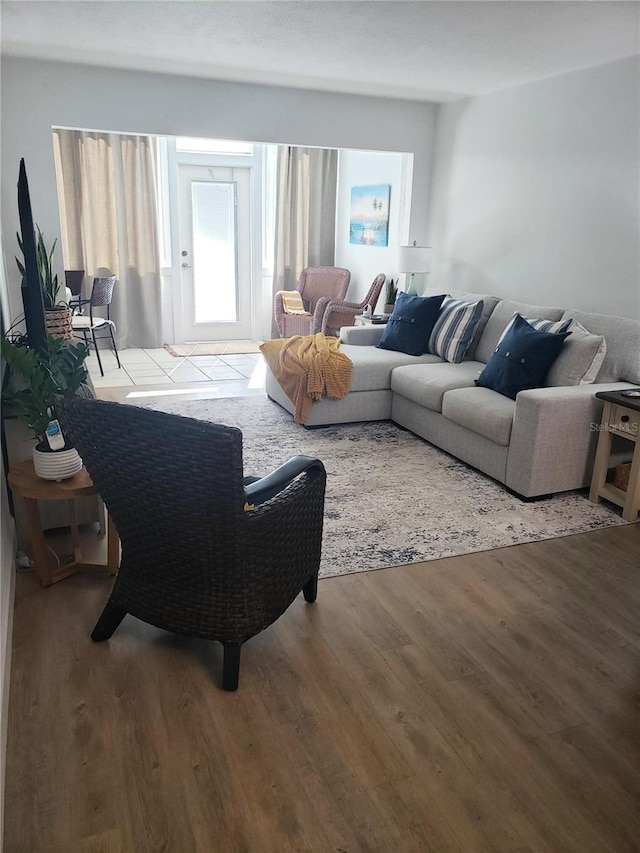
[560,310,640,384]
[390,361,485,412]
[545,321,607,386]
[340,344,443,392]
[377,293,446,356]
[442,387,516,446]
[475,300,564,364]
[428,297,485,363]
[424,289,499,360]
[476,314,570,400]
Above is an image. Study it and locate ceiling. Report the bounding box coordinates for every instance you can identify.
[1,0,638,102]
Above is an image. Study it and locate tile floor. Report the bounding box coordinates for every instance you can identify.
[87,345,266,403]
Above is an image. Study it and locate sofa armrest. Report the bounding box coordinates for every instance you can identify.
[506,382,632,497]
[340,325,385,346]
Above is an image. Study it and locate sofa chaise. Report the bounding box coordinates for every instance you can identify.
[265,291,640,499]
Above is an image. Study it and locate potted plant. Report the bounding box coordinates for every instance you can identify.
[1,331,90,480]
[384,277,398,314]
[16,226,73,341]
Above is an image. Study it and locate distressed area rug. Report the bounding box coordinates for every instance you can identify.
[139,396,627,578]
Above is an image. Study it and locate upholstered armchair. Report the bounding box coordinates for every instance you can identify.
[63,398,327,691]
[318,273,386,335]
[274,266,350,337]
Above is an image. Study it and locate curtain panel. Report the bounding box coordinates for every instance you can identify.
[53,129,162,348]
[272,147,338,310]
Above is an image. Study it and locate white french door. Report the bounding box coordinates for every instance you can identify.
[177,165,252,341]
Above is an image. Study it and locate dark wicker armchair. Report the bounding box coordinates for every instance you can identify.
[63,399,327,690]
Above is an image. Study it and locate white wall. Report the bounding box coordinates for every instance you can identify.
[427,57,640,318]
[0,57,437,323]
[335,149,408,311]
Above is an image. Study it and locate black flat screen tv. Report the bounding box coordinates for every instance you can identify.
[17,158,47,355]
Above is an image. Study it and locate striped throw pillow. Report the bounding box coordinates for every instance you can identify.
[280,290,310,315]
[497,313,572,345]
[429,297,485,363]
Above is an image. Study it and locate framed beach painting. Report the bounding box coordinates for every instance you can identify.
[349,184,390,246]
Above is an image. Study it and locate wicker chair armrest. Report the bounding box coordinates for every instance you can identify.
[244,455,325,505]
[238,467,325,638]
[246,463,326,568]
[320,302,361,334]
[245,465,326,572]
[327,299,361,312]
[309,296,332,334]
[246,462,325,520]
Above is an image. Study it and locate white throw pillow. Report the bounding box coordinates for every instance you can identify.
[545,321,607,386]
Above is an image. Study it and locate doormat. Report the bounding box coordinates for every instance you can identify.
[136,396,629,578]
[164,341,263,357]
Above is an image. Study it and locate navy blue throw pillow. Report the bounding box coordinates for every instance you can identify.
[377,293,446,356]
[476,313,571,399]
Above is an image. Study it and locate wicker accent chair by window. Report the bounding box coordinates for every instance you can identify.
[71,275,121,377]
[274,266,350,337]
[63,398,327,691]
[319,273,386,335]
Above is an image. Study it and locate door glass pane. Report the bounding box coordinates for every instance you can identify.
[191,181,237,323]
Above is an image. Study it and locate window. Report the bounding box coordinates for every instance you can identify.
[176,137,254,156]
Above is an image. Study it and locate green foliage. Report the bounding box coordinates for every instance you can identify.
[385,277,398,305]
[16,226,62,309]
[1,333,89,444]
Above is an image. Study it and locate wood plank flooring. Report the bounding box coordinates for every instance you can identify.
[4,523,640,852]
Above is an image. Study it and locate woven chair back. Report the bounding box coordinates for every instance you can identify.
[91,275,117,307]
[63,400,248,616]
[362,274,386,310]
[298,266,350,312]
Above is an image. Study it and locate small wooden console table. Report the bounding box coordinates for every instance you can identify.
[7,460,119,587]
[589,390,640,522]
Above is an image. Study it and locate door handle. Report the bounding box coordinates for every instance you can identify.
[181,262,192,269]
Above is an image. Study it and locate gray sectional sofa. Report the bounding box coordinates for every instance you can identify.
[264,291,640,498]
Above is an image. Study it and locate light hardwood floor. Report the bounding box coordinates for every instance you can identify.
[5,523,640,852]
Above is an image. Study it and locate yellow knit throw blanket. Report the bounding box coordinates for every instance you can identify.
[260,333,353,424]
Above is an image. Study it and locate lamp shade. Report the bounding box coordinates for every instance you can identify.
[397,244,432,274]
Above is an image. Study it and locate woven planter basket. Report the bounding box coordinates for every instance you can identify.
[613,463,631,491]
[45,307,73,341]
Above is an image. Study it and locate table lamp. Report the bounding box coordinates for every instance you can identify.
[397,242,432,295]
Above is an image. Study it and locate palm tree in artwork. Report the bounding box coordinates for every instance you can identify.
[372,198,383,229]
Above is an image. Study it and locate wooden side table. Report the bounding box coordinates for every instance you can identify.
[7,460,120,587]
[588,390,640,522]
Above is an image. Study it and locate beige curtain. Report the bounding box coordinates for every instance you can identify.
[53,129,162,348]
[272,146,338,301]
